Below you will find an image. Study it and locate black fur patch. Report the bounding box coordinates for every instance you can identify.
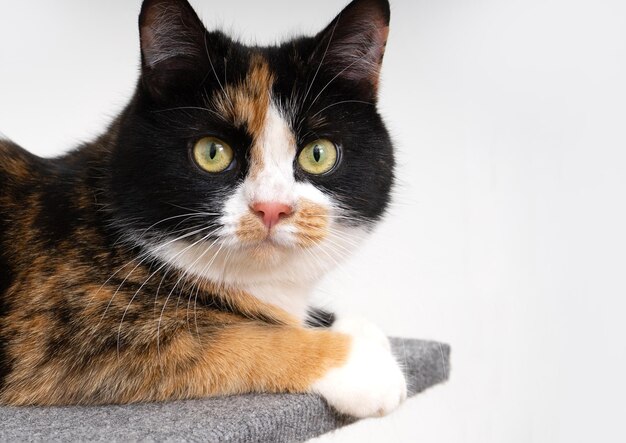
[305,308,336,329]
[34,175,81,246]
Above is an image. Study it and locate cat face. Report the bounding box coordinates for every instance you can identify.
[109,0,394,286]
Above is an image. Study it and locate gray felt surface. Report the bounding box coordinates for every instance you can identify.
[0,338,450,442]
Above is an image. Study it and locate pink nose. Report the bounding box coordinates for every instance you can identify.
[252,202,293,229]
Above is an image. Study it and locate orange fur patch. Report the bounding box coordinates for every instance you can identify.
[294,199,329,247]
[212,54,274,179]
[194,324,351,395]
[236,211,268,243]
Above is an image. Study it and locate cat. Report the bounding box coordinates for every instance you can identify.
[0,0,405,418]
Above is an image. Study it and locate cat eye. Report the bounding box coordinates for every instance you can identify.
[193,137,234,173]
[297,139,338,175]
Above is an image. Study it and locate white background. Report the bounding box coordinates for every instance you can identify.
[1,1,626,442]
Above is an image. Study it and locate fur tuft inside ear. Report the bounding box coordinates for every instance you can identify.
[313,0,390,96]
[139,0,206,69]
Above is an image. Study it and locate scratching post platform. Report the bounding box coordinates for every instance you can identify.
[0,338,450,442]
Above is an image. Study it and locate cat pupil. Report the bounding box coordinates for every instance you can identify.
[313,145,322,162]
[209,143,218,160]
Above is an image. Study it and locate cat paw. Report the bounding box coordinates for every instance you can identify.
[311,319,406,418]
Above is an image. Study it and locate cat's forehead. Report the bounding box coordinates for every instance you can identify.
[210,53,276,140]
[205,43,307,111]
[202,52,295,199]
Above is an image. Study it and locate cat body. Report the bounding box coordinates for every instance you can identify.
[0,0,405,418]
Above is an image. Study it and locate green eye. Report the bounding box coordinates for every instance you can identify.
[298,139,338,175]
[193,137,234,173]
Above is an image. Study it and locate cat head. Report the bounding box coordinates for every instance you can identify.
[109,0,394,286]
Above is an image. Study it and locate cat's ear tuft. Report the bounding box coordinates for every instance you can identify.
[139,0,205,69]
[313,0,390,97]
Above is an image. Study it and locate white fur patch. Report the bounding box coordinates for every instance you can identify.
[244,104,297,204]
[311,317,407,418]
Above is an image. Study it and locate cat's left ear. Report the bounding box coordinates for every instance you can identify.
[139,0,209,99]
[312,0,391,98]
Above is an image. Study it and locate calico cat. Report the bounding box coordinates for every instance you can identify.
[0,0,405,418]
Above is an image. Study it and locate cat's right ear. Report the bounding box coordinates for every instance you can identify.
[139,0,209,99]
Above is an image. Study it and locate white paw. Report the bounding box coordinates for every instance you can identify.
[311,319,407,418]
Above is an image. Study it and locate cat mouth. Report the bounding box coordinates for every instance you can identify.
[238,230,293,250]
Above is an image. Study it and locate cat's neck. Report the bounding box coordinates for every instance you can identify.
[239,280,315,323]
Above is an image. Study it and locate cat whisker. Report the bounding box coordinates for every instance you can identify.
[298,244,328,278]
[92,220,206,297]
[324,230,362,251]
[163,202,221,216]
[137,213,213,238]
[156,233,224,359]
[299,212,365,223]
[152,232,220,360]
[98,224,216,329]
[325,234,362,254]
[116,226,221,360]
[300,12,341,108]
[152,106,223,119]
[308,100,374,121]
[203,30,233,109]
[191,241,229,336]
[324,223,368,240]
[304,58,362,117]
[188,241,233,338]
[298,233,352,280]
[223,57,228,93]
[316,236,353,263]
